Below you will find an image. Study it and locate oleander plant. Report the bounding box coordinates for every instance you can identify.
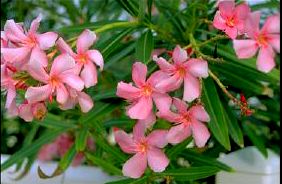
[1,0,280,183]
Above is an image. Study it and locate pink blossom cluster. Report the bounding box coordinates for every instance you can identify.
[213,1,280,73]
[38,133,95,166]
[115,45,210,178]
[1,16,104,122]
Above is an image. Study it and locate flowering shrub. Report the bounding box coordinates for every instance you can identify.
[1,0,280,183]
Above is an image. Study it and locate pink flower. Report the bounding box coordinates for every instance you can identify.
[115,122,169,178]
[38,143,58,161]
[25,54,84,104]
[213,1,250,39]
[233,12,280,73]
[153,46,208,102]
[1,15,58,69]
[18,101,47,122]
[116,62,172,122]
[59,86,94,113]
[1,63,19,117]
[57,29,104,88]
[157,98,210,147]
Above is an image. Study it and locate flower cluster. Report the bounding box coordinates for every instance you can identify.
[213,1,280,73]
[38,133,95,166]
[115,45,210,178]
[1,16,104,121]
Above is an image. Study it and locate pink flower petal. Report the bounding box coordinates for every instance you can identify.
[268,34,280,53]
[56,84,69,104]
[87,50,104,70]
[245,11,261,39]
[172,97,188,113]
[37,32,58,50]
[76,29,96,54]
[29,15,41,34]
[115,130,136,154]
[191,120,210,147]
[233,39,258,58]
[122,153,147,179]
[50,54,76,76]
[116,82,141,100]
[78,92,94,113]
[183,74,200,102]
[30,46,48,67]
[127,97,153,120]
[172,45,188,64]
[80,62,97,88]
[137,111,156,128]
[26,55,49,83]
[4,19,27,42]
[147,147,169,172]
[56,37,75,56]
[147,70,171,88]
[189,105,210,122]
[18,104,33,122]
[61,73,84,91]
[152,92,172,113]
[132,62,147,87]
[213,11,226,30]
[234,3,250,20]
[157,110,179,123]
[5,85,16,109]
[155,74,183,93]
[257,46,276,73]
[218,1,235,18]
[25,84,52,103]
[1,47,30,64]
[133,121,146,141]
[147,130,168,148]
[186,59,209,78]
[7,99,18,117]
[153,56,174,73]
[262,14,280,34]
[167,124,191,145]
[225,26,238,39]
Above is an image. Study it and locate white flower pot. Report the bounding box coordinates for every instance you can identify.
[1,154,121,184]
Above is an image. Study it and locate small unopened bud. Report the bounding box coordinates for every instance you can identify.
[32,103,47,121]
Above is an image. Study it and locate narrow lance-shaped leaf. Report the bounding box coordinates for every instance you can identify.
[242,121,268,157]
[136,30,154,64]
[75,128,89,152]
[157,166,220,181]
[202,78,231,150]
[85,153,122,175]
[38,145,77,179]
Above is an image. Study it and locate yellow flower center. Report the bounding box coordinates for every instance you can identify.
[176,66,186,78]
[256,34,268,47]
[141,85,153,97]
[137,141,148,153]
[226,17,235,27]
[76,54,88,64]
[49,76,60,87]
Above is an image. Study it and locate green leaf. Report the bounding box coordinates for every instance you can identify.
[157,166,220,181]
[101,28,134,59]
[85,153,122,175]
[181,150,233,172]
[105,176,148,184]
[202,78,231,150]
[166,137,192,158]
[223,103,244,147]
[75,128,89,151]
[94,135,128,163]
[104,118,135,128]
[147,0,153,19]
[38,145,77,178]
[242,121,268,157]
[135,30,154,63]
[36,113,77,129]
[116,0,139,17]
[1,129,65,172]
[138,0,146,21]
